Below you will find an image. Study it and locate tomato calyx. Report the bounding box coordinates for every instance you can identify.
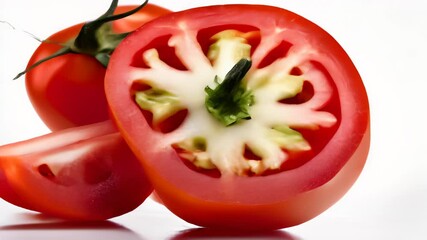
[205,58,254,126]
[14,0,148,80]
[72,0,149,64]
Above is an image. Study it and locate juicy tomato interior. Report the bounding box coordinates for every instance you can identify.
[0,121,153,220]
[106,4,370,230]
[129,24,342,175]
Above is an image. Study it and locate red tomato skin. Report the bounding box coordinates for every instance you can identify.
[155,128,369,230]
[0,167,35,211]
[25,4,171,131]
[0,121,153,220]
[105,5,370,230]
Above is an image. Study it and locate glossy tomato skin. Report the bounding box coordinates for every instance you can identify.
[25,4,171,131]
[106,5,370,230]
[0,121,152,220]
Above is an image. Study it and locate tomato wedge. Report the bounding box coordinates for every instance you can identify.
[105,5,370,230]
[23,1,171,130]
[0,121,152,220]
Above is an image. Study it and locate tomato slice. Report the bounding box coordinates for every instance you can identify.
[25,3,171,131]
[105,5,370,230]
[0,121,152,220]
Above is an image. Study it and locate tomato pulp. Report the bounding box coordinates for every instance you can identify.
[106,5,370,230]
[0,121,152,220]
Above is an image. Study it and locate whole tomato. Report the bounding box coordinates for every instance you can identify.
[21,0,171,130]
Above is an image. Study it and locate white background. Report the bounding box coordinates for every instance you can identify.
[1,0,426,239]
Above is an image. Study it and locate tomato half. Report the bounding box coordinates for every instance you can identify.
[0,121,152,220]
[24,3,171,131]
[105,5,370,230]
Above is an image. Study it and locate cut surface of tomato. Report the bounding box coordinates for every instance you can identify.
[0,121,152,220]
[105,4,370,230]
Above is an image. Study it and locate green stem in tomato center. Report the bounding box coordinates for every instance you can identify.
[205,58,254,126]
[14,0,148,80]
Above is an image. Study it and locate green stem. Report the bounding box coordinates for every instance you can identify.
[14,0,149,80]
[72,0,148,54]
[205,59,254,126]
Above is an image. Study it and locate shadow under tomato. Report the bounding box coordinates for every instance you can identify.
[0,213,145,240]
[170,227,301,240]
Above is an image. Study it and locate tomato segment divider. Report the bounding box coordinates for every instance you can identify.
[0,121,153,220]
[106,4,370,230]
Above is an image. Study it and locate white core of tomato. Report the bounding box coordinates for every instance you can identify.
[130,28,337,176]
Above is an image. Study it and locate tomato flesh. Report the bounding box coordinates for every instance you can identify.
[0,121,152,220]
[106,5,370,229]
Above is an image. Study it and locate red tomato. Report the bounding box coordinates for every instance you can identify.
[105,5,370,230]
[0,121,152,220]
[24,3,171,131]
